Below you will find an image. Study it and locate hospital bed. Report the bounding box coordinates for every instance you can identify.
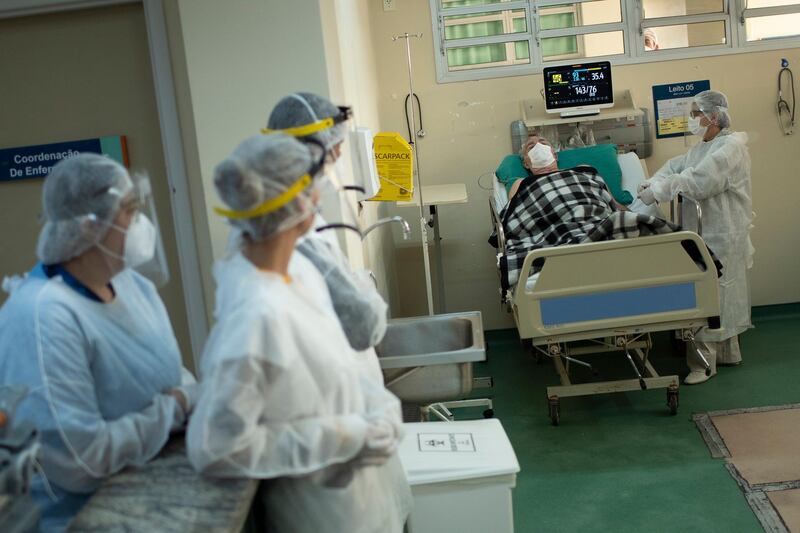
[488,153,722,425]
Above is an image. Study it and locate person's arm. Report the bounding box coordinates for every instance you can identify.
[508,178,525,200]
[650,152,688,181]
[297,238,387,351]
[186,356,369,478]
[649,138,745,203]
[36,304,182,493]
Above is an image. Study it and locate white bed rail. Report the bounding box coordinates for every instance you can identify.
[512,231,721,343]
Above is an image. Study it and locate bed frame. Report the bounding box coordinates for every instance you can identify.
[489,193,721,425]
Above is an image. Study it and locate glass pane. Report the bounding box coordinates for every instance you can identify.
[541,30,624,60]
[746,13,800,41]
[747,0,800,7]
[644,21,726,51]
[539,0,622,29]
[642,0,724,18]
[446,40,531,70]
[441,0,511,9]
[444,9,527,40]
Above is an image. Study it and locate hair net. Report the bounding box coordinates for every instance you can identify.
[267,92,346,151]
[694,90,731,129]
[214,133,319,241]
[36,154,132,265]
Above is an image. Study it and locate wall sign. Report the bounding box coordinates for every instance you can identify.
[0,136,129,183]
[652,80,710,139]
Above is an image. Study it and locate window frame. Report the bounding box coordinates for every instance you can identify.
[429,0,800,83]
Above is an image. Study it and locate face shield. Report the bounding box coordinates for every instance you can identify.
[682,102,710,148]
[125,175,170,287]
[214,137,326,247]
[262,104,363,238]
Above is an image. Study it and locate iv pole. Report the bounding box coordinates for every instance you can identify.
[393,32,434,316]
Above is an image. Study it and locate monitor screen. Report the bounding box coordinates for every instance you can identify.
[543,61,613,112]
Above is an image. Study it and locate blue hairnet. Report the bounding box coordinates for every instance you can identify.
[267,92,346,152]
[214,134,319,241]
[694,90,731,129]
[36,154,132,264]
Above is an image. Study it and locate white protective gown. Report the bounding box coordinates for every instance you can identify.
[648,131,754,342]
[0,265,192,532]
[186,252,411,533]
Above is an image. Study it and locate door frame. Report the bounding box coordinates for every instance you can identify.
[0,0,209,367]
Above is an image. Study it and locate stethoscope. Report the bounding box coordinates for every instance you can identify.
[777,59,795,136]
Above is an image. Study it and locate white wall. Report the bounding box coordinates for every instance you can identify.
[319,0,401,308]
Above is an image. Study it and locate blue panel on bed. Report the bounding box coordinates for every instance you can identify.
[540,283,696,326]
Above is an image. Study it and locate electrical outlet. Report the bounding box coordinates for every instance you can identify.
[383,0,396,12]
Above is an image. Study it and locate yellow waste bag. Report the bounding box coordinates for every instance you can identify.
[370,132,413,202]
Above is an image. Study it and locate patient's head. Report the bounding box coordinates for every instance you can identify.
[521,135,558,175]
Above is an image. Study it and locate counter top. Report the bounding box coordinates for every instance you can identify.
[70,439,258,532]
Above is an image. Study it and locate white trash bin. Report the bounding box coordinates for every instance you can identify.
[399,419,520,533]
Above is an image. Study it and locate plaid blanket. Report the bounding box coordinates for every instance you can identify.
[489,166,682,290]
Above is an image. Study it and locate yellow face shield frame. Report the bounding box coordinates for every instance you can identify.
[213,173,312,220]
[260,106,352,138]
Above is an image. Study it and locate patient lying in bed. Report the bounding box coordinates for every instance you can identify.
[490,136,682,289]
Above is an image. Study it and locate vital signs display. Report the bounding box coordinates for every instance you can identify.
[543,61,613,114]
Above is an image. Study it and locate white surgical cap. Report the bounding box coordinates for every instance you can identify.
[37,154,132,265]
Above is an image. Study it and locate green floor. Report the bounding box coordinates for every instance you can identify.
[471,304,800,533]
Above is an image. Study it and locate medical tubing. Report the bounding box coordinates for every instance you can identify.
[404,93,424,143]
[315,223,362,237]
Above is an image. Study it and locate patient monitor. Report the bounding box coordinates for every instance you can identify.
[544,61,614,118]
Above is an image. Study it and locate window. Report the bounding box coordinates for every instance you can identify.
[429,0,800,82]
[741,0,800,41]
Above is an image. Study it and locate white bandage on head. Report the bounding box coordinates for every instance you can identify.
[528,142,556,168]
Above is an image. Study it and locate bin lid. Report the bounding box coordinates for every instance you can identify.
[398,419,520,485]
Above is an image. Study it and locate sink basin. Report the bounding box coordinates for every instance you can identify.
[377,311,485,403]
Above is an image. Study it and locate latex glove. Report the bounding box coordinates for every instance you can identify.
[352,419,397,468]
[166,382,200,430]
[636,182,650,195]
[638,183,657,205]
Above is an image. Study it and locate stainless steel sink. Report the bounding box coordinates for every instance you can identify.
[377,311,485,403]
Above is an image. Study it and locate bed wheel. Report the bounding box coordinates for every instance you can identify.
[667,387,679,416]
[548,395,560,426]
[483,409,494,419]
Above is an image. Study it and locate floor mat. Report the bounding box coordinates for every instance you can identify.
[711,407,800,485]
[768,489,800,532]
[694,404,800,533]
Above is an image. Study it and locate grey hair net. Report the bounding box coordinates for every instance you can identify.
[267,92,346,152]
[694,90,731,129]
[37,153,132,264]
[214,133,317,242]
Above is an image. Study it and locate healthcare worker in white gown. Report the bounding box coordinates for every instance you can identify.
[265,93,388,385]
[186,133,411,533]
[638,90,754,384]
[0,154,196,531]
